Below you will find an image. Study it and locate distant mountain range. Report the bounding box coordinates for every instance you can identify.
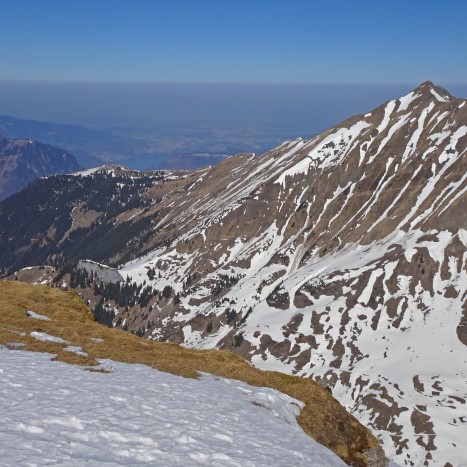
[0,115,138,168]
[2,81,466,466]
[0,115,243,198]
[0,137,80,201]
[0,115,264,171]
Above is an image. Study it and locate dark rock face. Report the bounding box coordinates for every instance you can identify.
[0,137,81,201]
[3,82,467,466]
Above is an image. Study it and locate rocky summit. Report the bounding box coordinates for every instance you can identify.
[2,82,466,466]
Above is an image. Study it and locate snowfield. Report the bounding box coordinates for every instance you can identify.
[0,347,346,466]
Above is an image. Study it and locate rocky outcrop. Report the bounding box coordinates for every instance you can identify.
[77,260,123,283]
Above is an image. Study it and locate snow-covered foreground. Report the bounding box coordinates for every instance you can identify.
[0,347,345,466]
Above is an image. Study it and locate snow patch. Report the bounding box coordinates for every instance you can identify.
[29,332,69,345]
[398,92,420,112]
[26,310,50,321]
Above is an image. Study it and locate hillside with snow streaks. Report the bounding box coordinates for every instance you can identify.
[116,82,467,466]
[3,82,467,466]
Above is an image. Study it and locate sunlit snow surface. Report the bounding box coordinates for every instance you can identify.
[0,347,345,466]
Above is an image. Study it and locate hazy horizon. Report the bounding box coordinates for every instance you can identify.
[2,80,466,133]
[1,80,466,169]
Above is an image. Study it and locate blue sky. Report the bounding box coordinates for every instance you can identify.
[1,0,466,84]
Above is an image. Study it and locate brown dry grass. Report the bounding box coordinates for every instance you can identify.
[0,280,380,466]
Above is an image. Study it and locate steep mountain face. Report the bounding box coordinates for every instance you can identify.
[0,137,81,201]
[2,82,466,465]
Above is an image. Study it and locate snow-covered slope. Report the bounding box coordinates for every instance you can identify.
[0,347,346,466]
[113,82,467,466]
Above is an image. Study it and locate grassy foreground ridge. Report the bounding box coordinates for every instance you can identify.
[0,280,380,466]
